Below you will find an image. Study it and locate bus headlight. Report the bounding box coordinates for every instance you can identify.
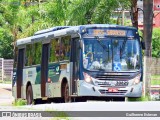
[132,74,141,85]
[83,72,92,83]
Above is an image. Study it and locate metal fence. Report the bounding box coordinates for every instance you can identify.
[0,58,13,81]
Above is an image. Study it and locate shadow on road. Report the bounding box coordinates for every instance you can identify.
[4,88,12,91]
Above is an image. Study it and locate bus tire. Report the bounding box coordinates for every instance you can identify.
[26,85,33,105]
[63,83,71,103]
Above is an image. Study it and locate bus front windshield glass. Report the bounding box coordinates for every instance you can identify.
[83,38,141,72]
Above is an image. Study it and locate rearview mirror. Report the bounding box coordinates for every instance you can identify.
[139,36,145,50]
[141,41,145,50]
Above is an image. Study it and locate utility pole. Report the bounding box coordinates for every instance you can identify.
[130,0,138,28]
[143,0,153,98]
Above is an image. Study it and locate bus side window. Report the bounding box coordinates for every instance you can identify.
[25,44,33,66]
[33,42,42,65]
[61,36,71,61]
[50,39,59,62]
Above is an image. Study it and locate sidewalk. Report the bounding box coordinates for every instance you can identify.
[0,83,14,106]
[0,83,12,88]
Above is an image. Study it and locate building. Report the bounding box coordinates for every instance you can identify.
[112,0,160,29]
[138,0,160,29]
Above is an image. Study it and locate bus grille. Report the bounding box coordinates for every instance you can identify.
[99,89,127,95]
[95,74,130,81]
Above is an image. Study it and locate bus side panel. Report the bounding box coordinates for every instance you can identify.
[22,66,41,99]
[46,62,71,98]
[46,63,60,98]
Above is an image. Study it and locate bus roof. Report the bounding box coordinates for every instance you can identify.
[16,24,137,46]
[34,26,71,36]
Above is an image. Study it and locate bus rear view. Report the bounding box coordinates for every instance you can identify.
[78,25,143,100]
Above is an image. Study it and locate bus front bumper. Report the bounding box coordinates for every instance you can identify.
[78,81,142,97]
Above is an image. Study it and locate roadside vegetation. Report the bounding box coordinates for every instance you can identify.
[49,111,69,120]
[128,95,151,101]
[13,99,27,106]
[151,75,160,85]
[0,0,129,59]
[0,80,12,84]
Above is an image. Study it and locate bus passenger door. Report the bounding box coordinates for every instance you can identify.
[70,38,79,95]
[41,43,49,97]
[17,48,24,98]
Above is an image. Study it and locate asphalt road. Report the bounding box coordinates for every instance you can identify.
[0,83,160,120]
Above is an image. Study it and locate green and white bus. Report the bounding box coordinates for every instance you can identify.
[12,24,145,104]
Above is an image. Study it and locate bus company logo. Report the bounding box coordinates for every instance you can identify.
[95,81,116,86]
[56,66,59,72]
[110,81,116,87]
[116,81,129,86]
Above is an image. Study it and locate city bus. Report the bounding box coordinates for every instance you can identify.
[12,24,145,104]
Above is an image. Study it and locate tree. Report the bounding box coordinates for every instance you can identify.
[130,0,138,28]
[68,0,130,25]
[0,0,20,58]
[143,0,153,98]
[0,0,132,59]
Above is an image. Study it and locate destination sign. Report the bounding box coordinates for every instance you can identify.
[92,29,126,36]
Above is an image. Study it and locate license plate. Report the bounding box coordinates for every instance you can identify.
[108,88,118,92]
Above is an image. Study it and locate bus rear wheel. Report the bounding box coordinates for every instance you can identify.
[63,83,71,103]
[26,85,33,105]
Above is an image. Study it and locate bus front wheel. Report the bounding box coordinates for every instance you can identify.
[26,85,33,105]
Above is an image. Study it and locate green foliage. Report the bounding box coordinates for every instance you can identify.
[152,28,160,58]
[0,0,131,59]
[128,95,150,101]
[13,99,27,106]
[0,28,13,58]
[0,79,12,84]
[151,75,160,85]
[45,110,69,120]
[68,0,130,25]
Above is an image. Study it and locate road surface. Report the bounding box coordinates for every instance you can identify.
[0,83,13,106]
[0,83,160,120]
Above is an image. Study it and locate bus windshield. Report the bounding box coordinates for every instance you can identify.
[83,38,141,72]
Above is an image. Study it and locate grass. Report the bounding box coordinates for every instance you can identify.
[0,80,12,84]
[45,109,70,120]
[151,75,160,85]
[12,101,70,119]
[49,112,70,120]
[128,95,150,101]
[13,99,27,106]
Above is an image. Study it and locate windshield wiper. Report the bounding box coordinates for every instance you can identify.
[120,38,128,59]
[95,36,109,53]
[95,36,110,63]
